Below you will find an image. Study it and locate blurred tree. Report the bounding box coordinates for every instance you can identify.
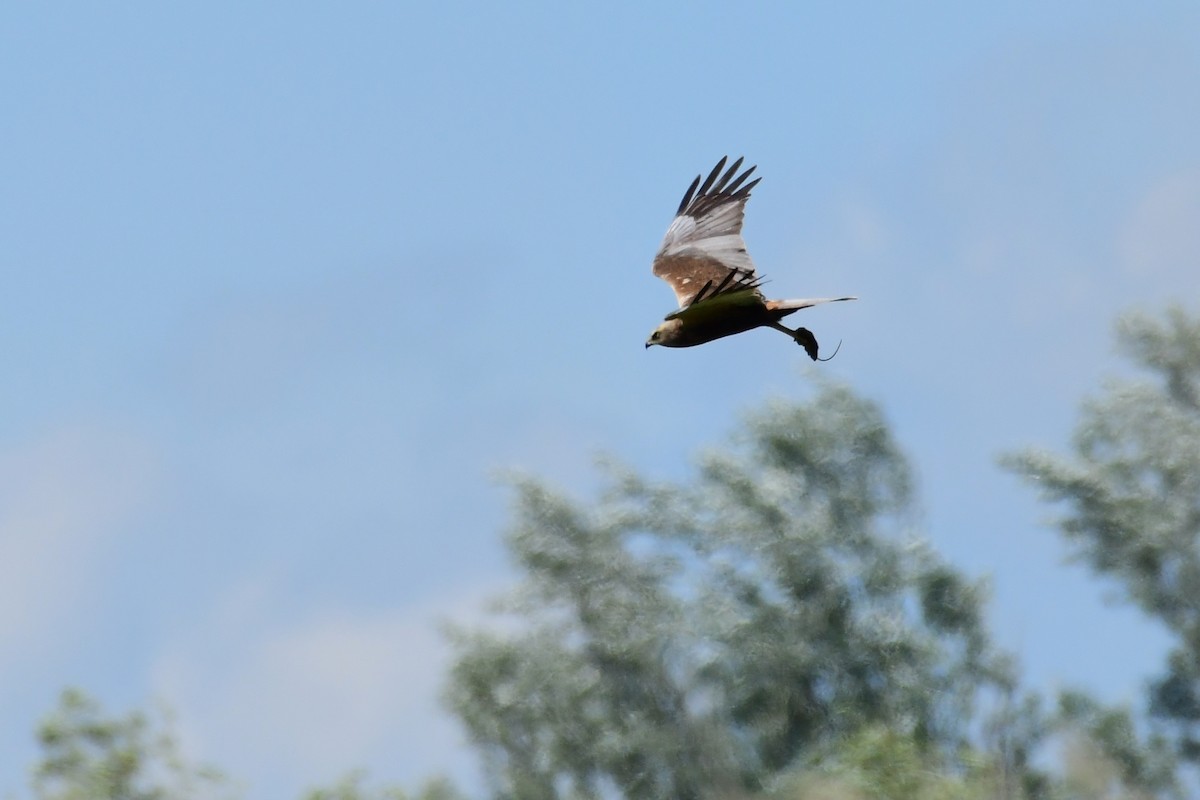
[301,771,465,800]
[1052,691,1180,800]
[26,319,1200,800]
[1004,306,1200,767]
[445,382,1008,799]
[767,724,1000,800]
[982,687,1054,799]
[27,690,467,800]
[31,688,230,800]
[765,706,1179,800]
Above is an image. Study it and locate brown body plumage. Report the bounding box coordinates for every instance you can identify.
[645,157,855,359]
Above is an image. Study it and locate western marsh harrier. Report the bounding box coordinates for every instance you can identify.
[645,157,855,359]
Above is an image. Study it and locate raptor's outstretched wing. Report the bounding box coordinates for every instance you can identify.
[652,156,764,309]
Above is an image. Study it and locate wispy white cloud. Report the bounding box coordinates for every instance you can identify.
[0,425,155,672]
[150,576,501,795]
[1119,166,1200,285]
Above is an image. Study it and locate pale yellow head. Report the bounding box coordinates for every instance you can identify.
[645,319,683,348]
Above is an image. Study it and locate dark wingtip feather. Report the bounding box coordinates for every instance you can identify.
[688,267,763,307]
[713,157,744,194]
[675,156,761,220]
[676,174,702,216]
[725,164,757,195]
[694,156,728,200]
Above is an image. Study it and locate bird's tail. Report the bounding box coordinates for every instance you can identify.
[766,296,857,312]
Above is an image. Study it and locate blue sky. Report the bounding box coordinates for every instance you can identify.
[3,2,1200,795]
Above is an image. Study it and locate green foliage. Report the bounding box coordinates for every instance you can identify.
[1003,306,1200,764]
[446,382,1005,799]
[1054,692,1180,799]
[769,725,999,800]
[27,691,466,800]
[765,694,1182,800]
[31,688,230,800]
[29,310,1199,799]
[982,688,1055,799]
[301,771,465,800]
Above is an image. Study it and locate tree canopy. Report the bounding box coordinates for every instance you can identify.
[30,688,229,800]
[17,307,1200,800]
[1005,306,1200,768]
[445,382,1004,798]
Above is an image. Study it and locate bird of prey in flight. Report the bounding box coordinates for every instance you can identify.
[645,156,856,359]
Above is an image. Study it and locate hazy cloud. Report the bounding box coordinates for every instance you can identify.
[0,425,155,672]
[1119,167,1200,283]
[151,576,497,795]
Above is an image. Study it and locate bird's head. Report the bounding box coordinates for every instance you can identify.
[645,319,682,348]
